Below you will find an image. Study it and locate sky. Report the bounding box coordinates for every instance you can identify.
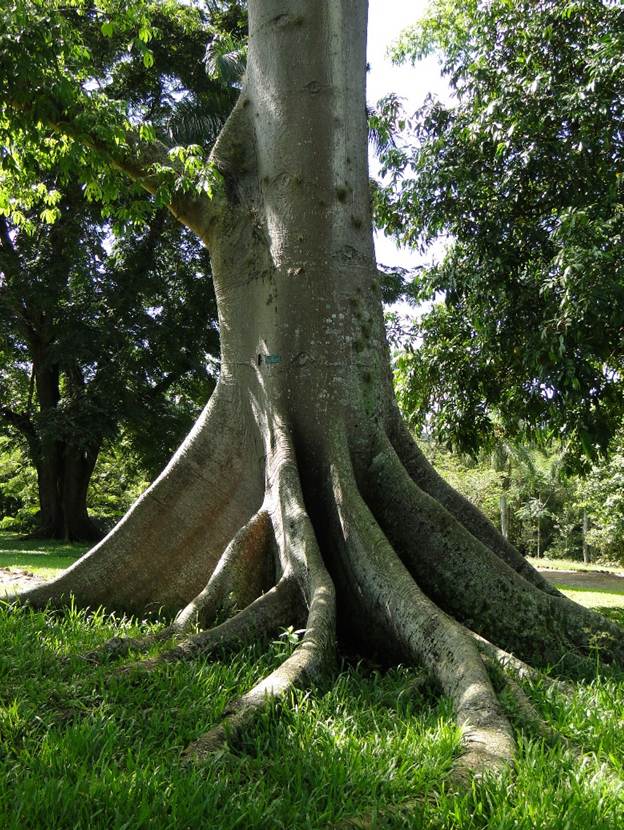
[366,0,450,272]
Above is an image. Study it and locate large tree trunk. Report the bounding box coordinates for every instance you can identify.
[7,0,623,779]
[29,360,102,542]
[32,444,102,542]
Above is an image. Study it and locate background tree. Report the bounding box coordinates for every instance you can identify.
[0,0,246,539]
[3,0,623,782]
[0,203,218,540]
[583,433,624,562]
[377,0,624,462]
[419,437,586,560]
[0,431,150,533]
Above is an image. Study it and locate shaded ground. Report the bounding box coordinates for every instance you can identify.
[3,565,624,608]
[540,569,624,594]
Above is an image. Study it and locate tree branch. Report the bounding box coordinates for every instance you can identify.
[9,96,220,245]
[0,405,37,443]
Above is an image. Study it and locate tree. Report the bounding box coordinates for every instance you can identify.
[0,199,219,540]
[582,434,624,563]
[0,0,239,539]
[3,0,623,780]
[378,0,624,461]
[0,430,150,532]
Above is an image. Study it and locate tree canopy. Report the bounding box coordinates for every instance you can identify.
[0,0,246,229]
[0,0,245,536]
[376,0,624,462]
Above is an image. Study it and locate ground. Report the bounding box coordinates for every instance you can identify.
[1,533,623,828]
[1,545,624,827]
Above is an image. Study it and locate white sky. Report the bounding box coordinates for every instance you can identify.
[366,0,450,273]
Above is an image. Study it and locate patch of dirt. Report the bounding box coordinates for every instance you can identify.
[539,569,624,593]
[0,567,46,593]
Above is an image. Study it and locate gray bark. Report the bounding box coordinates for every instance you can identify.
[500,493,509,540]
[582,509,591,564]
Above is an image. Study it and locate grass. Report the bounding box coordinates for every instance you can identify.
[1,604,624,830]
[2,532,624,827]
[0,531,88,580]
[557,586,624,608]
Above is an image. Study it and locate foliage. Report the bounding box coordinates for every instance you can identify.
[0,436,38,530]
[0,200,219,451]
[81,432,150,529]
[0,1,247,225]
[378,0,624,462]
[420,439,503,525]
[0,433,150,532]
[0,1,247,534]
[583,434,624,562]
[417,436,624,562]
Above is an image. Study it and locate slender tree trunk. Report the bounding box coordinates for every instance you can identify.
[500,457,511,540]
[34,449,64,538]
[8,0,624,779]
[582,509,590,564]
[499,494,509,540]
[30,359,64,538]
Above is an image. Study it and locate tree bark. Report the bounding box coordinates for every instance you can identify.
[582,509,591,564]
[30,440,102,542]
[499,493,509,540]
[27,358,102,542]
[6,0,623,780]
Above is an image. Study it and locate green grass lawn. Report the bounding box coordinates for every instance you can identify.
[0,531,88,580]
[2,533,624,828]
[558,586,624,608]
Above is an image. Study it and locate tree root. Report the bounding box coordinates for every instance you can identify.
[180,419,339,761]
[183,573,336,761]
[115,577,299,676]
[366,433,624,668]
[7,406,624,790]
[81,508,274,665]
[174,508,273,630]
[4,382,264,614]
[330,440,515,780]
[390,417,562,597]
[471,632,570,692]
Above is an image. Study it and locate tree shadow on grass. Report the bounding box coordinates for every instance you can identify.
[2,603,624,830]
